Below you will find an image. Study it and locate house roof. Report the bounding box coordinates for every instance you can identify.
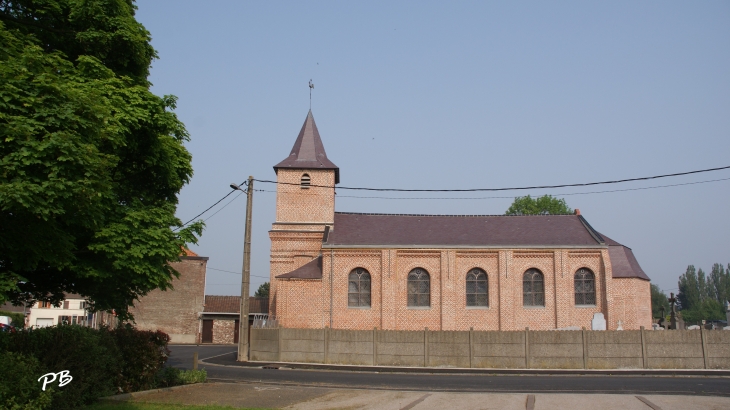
[276,256,323,279]
[323,212,604,248]
[273,110,340,183]
[203,296,269,314]
[181,248,198,257]
[600,234,650,281]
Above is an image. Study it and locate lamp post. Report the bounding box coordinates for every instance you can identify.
[231,176,253,361]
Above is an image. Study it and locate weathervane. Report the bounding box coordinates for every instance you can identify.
[309,79,314,110]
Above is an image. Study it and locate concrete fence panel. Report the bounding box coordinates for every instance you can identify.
[706,331,730,369]
[250,328,279,362]
[645,330,704,369]
[472,331,526,369]
[530,331,583,369]
[376,330,425,367]
[328,329,374,365]
[587,330,643,369]
[280,328,325,363]
[428,331,470,368]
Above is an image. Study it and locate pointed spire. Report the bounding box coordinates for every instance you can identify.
[274,110,340,183]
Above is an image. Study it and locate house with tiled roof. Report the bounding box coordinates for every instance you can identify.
[269,111,651,331]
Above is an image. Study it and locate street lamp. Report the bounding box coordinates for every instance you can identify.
[231,176,253,361]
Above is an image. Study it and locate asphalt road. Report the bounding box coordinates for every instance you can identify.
[168,345,730,397]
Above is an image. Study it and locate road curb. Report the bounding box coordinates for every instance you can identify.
[199,355,730,377]
[100,383,199,401]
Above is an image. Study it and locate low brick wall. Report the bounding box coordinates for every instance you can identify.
[250,327,730,370]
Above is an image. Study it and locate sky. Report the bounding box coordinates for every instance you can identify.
[134,1,730,297]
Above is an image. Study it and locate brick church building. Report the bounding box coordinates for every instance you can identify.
[269,111,652,331]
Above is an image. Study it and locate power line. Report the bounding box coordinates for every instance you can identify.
[174,180,246,230]
[255,164,730,192]
[252,176,730,200]
[207,266,270,279]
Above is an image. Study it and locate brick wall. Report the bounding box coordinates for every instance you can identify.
[275,249,652,331]
[129,256,207,343]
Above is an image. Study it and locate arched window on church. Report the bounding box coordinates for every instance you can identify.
[574,268,596,306]
[300,173,311,189]
[523,269,544,307]
[466,268,488,307]
[348,268,371,308]
[407,268,430,307]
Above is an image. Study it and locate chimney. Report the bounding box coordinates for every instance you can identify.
[574,209,581,216]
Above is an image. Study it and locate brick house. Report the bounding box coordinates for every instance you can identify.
[270,111,652,331]
[200,296,269,344]
[129,249,207,343]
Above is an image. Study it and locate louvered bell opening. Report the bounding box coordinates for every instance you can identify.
[300,174,311,189]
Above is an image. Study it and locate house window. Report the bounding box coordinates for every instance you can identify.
[301,173,311,189]
[523,269,545,307]
[39,301,51,308]
[348,268,371,307]
[466,268,488,307]
[575,268,596,305]
[407,268,430,307]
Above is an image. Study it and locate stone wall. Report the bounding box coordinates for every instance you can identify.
[129,256,207,344]
[250,327,730,370]
[212,319,235,344]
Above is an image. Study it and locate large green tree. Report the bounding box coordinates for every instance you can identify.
[505,195,573,216]
[0,0,202,319]
[677,264,727,323]
[650,284,669,319]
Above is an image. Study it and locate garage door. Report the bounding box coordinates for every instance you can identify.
[36,318,53,327]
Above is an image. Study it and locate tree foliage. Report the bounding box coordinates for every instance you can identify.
[0,0,202,319]
[505,195,573,216]
[677,264,729,323]
[650,284,669,319]
[254,282,270,298]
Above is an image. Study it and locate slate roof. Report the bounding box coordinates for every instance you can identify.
[276,256,323,279]
[600,234,650,280]
[274,110,340,183]
[276,212,649,281]
[323,212,603,247]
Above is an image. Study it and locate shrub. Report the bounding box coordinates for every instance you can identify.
[0,351,54,410]
[1,325,121,409]
[153,366,182,388]
[178,369,207,385]
[109,326,171,393]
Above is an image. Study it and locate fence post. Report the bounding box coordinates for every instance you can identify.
[525,327,530,369]
[193,351,198,370]
[373,327,378,366]
[324,326,329,364]
[700,327,709,369]
[277,327,282,362]
[640,326,648,369]
[424,327,429,367]
[469,327,474,368]
[582,327,587,369]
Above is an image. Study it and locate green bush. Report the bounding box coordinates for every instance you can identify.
[178,369,207,385]
[0,351,54,410]
[0,325,121,409]
[0,325,173,409]
[153,366,182,388]
[109,326,171,393]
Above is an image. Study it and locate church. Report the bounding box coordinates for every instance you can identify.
[268,111,652,331]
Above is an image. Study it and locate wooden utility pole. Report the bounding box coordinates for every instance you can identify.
[237,176,254,361]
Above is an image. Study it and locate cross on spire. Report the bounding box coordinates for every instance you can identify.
[309,79,314,110]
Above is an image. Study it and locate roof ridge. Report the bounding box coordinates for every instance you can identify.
[335,211,577,217]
